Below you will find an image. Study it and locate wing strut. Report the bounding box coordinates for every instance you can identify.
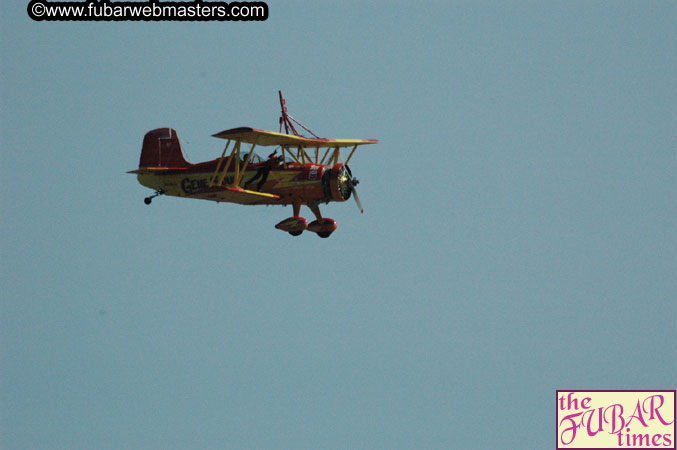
[234,140,258,187]
[209,140,231,187]
[344,145,359,165]
[218,140,241,187]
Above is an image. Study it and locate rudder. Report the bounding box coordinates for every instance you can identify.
[139,128,190,168]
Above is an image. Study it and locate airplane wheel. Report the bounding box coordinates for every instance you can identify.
[289,231,302,237]
[144,197,152,205]
[317,231,332,238]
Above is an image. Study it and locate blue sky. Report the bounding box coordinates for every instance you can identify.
[2,1,675,448]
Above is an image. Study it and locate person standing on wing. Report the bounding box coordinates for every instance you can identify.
[245,150,280,191]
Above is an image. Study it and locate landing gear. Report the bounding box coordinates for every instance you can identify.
[144,190,164,205]
[308,204,337,238]
[275,203,338,238]
[275,201,309,236]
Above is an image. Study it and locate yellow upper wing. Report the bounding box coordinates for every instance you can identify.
[212,127,378,148]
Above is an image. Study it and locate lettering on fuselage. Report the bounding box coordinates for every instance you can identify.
[181,176,234,194]
[181,177,207,194]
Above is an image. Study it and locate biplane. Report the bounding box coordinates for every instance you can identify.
[128,91,378,237]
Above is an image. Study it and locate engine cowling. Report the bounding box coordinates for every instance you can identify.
[324,164,353,202]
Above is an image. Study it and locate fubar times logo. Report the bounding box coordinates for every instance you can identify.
[557,390,675,449]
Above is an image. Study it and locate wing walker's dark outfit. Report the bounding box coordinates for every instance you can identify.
[245,156,278,191]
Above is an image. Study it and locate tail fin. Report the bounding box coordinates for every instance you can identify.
[139,128,190,168]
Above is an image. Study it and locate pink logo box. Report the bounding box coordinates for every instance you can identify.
[556,390,675,449]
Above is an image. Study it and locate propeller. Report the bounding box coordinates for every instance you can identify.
[352,184,364,214]
[337,165,365,213]
[345,165,363,214]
